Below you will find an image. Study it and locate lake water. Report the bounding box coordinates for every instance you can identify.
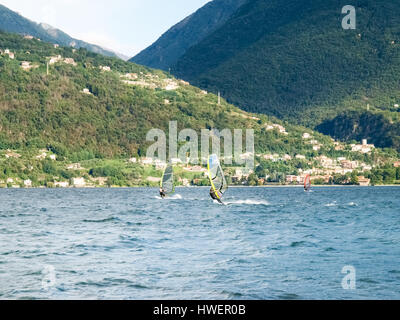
[0,187,399,300]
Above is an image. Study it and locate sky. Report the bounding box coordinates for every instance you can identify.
[0,0,211,57]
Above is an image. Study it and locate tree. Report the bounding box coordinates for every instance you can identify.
[255,164,266,179]
[370,170,383,185]
[42,160,57,175]
[313,178,324,185]
[247,173,258,186]
[350,171,359,185]
[382,168,396,184]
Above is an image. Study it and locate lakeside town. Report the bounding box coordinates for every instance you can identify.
[1,133,399,188]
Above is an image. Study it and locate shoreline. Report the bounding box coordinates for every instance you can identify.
[1,184,400,190]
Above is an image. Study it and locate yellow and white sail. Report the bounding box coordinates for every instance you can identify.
[207,154,228,200]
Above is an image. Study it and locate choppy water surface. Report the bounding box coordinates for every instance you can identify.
[0,187,399,300]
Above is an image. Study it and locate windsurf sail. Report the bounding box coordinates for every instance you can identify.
[207,154,228,200]
[304,174,311,191]
[161,165,175,195]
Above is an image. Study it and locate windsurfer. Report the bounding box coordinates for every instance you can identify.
[210,187,222,204]
[159,187,166,199]
[304,175,311,192]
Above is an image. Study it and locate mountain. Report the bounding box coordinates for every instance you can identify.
[0,4,118,58]
[0,30,319,157]
[1,31,398,187]
[169,0,400,150]
[130,0,247,70]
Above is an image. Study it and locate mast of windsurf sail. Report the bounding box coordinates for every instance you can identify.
[207,154,228,199]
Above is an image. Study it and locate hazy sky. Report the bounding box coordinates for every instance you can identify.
[0,0,211,57]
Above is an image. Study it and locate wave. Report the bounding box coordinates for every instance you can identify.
[290,241,307,247]
[324,202,337,207]
[82,217,119,223]
[225,199,270,206]
[168,194,182,200]
[324,201,357,207]
[278,293,301,300]
[154,194,182,200]
[220,290,245,299]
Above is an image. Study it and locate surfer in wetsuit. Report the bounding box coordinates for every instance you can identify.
[210,187,222,204]
[159,187,166,199]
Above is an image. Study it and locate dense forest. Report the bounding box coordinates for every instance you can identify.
[317,111,400,152]
[169,0,400,150]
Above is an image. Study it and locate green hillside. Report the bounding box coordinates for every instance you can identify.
[0,31,329,157]
[171,0,400,150]
[0,31,398,187]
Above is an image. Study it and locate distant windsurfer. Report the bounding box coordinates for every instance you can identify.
[304,174,311,192]
[159,187,166,199]
[210,187,223,204]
